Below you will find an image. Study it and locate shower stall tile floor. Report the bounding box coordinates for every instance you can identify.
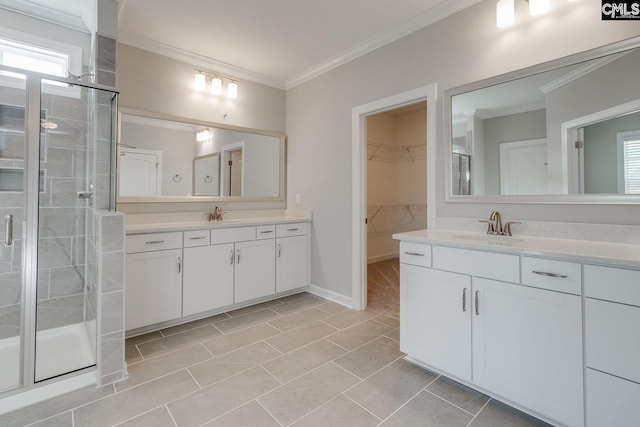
[0,292,550,427]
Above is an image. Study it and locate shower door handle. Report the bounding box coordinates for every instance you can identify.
[4,214,13,247]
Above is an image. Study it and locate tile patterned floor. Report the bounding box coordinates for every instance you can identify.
[1,292,551,427]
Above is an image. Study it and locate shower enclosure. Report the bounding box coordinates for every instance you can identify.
[0,65,118,394]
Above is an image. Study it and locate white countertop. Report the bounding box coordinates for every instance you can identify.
[125,210,311,234]
[393,229,640,269]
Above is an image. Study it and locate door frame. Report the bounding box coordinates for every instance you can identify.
[351,84,437,310]
[221,141,245,196]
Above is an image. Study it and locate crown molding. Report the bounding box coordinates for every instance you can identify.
[539,51,631,94]
[0,1,93,33]
[284,0,482,89]
[118,31,286,90]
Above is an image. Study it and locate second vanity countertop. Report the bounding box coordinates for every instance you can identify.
[393,229,640,269]
[125,210,311,234]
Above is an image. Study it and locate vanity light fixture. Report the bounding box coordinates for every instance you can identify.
[496,0,514,28]
[497,0,552,28]
[193,69,239,99]
[227,81,238,99]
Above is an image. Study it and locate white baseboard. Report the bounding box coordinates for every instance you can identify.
[306,284,353,309]
[367,253,399,264]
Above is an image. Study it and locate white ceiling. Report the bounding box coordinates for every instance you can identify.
[117,0,479,89]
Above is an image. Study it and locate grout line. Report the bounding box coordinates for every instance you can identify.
[111,405,166,426]
[466,398,492,427]
[261,339,284,355]
[200,341,216,358]
[186,368,204,389]
[255,399,285,427]
[375,381,430,426]
[166,404,179,427]
[342,393,384,421]
[423,388,478,417]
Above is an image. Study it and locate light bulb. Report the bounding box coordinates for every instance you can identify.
[496,0,514,28]
[226,81,238,99]
[194,72,206,91]
[196,129,211,142]
[529,0,550,15]
[211,77,223,95]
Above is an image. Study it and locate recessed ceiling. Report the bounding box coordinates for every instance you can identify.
[118,0,479,89]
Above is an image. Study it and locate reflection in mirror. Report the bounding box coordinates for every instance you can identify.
[450,45,640,197]
[118,113,284,200]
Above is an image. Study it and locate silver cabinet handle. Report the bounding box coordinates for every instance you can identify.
[462,288,467,312]
[532,270,568,279]
[277,244,281,258]
[145,240,165,245]
[475,291,480,316]
[236,249,240,264]
[4,214,13,247]
[287,228,299,232]
[260,230,274,234]
[404,251,424,256]
[189,236,207,240]
[229,250,234,265]
[177,257,182,273]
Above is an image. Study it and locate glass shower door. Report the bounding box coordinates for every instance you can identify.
[0,71,28,392]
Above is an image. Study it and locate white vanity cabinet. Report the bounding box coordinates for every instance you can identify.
[584,265,640,427]
[275,223,309,293]
[125,219,310,332]
[399,242,584,427]
[125,232,184,330]
[183,229,235,316]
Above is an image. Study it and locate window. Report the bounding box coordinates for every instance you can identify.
[0,27,82,97]
[617,130,640,194]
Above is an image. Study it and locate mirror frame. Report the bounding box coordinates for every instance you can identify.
[116,108,286,204]
[444,36,640,205]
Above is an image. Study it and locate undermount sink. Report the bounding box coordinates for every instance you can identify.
[453,233,525,244]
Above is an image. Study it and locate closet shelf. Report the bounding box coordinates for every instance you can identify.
[367,142,426,163]
[367,204,426,236]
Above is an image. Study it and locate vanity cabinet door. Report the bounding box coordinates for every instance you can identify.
[125,249,183,330]
[400,264,471,382]
[472,278,583,427]
[183,243,234,317]
[234,239,276,303]
[276,235,308,293]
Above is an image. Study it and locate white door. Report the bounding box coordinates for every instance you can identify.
[125,249,183,330]
[119,149,162,196]
[472,278,583,427]
[499,139,547,195]
[234,239,275,303]
[183,244,234,316]
[276,235,308,293]
[400,264,472,382]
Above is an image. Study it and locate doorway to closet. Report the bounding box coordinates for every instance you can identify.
[366,102,427,318]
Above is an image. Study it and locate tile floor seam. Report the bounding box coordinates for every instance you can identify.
[22,410,71,427]
[254,399,285,427]
[51,383,118,418]
[200,341,216,358]
[337,355,405,394]
[319,314,379,331]
[186,365,205,389]
[465,397,492,427]
[265,321,290,333]
[341,393,385,421]
[423,387,478,417]
[199,331,285,358]
[261,339,285,356]
[111,404,166,426]
[374,378,434,426]
[324,329,391,354]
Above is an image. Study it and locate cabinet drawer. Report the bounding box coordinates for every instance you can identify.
[432,246,519,283]
[586,369,640,427]
[256,225,276,239]
[585,298,640,383]
[126,232,183,253]
[211,227,255,244]
[584,265,640,306]
[276,222,307,237]
[183,229,210,247]
[521,257,581,295]
[399,242,431,268]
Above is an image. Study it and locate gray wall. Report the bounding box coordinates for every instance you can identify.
[482,109,547,194]
[584,111,640,194]
[286,0,640,298]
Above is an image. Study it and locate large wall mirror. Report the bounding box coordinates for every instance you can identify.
[445,38,640,203]
[117,110,285,203]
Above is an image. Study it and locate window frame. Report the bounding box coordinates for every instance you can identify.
[616,129,640,194]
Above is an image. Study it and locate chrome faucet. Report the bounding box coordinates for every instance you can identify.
[479,211,520,236]
[209,205,223,221]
